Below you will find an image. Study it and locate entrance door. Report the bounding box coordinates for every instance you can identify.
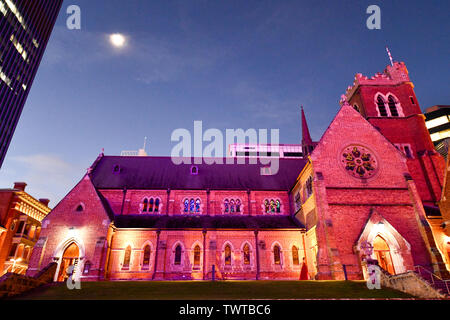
[373,235,395,275]
[57,242,80,282]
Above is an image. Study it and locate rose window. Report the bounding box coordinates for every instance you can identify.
[341,146,377,178]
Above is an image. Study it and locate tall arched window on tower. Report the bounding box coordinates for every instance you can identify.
[377,96,388,117]
[388,95,399,117]
[174,245,182,265]
[292,246,300,266]
[143,245,151,269]
[123,245,131,269]
[273,245,281,265]
[193,245,201,266]
[224,245,232,265]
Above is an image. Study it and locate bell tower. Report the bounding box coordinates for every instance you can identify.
[343,61,445,208]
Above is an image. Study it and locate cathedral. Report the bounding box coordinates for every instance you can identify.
[25,61,450,282]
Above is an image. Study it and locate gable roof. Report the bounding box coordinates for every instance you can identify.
[89,156,306,191]
[309,103,405,161]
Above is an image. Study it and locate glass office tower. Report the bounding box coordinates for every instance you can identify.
[0,0,63,168]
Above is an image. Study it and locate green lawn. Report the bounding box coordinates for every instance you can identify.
[14,280,414,300]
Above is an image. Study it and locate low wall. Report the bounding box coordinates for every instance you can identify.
[0,262,57,298]
[381,271,446,299]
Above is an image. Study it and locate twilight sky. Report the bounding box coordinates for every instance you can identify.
[0,0,449,206]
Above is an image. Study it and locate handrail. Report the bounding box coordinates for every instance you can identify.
[414,265,450,295]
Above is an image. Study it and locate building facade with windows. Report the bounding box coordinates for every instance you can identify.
[0,0,63,168]
[0,182,50,275]
[26,61,449,282]
[424,105,450,159]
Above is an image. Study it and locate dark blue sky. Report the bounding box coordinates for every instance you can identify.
[0,0,449,204]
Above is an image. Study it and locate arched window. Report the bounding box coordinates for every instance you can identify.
[264,200,270,213]
[224,199,242,214]
[143,245,151,268]
[377,96,388,117]
[123,245,131,269]
[224,245,232,265]
[154,198,160,212]
[149,198,154,212]
[273,245,281,265]
[184,199,189,213]
[243,243,250,265]
[142,199,148,212]
[276,200,281,213]
[195,199,201,212]
[388,96,399,117]
[292,246,299,265]
[174,245,182,265]
[184,198,201,213]
[270,200,275,213]
[194,245,201,266]
[230,200,235,213]
[76,204,84,212]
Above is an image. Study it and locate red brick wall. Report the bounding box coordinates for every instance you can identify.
[27,175,110,281]
[107,229,305,280]
[309,105,433,279]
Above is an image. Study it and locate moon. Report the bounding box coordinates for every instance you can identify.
[109,33,126,48]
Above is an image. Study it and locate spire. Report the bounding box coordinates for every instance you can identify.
[386,46,394,66]
[301,106,314,156]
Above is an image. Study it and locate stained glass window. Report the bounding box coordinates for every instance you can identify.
[276,200,281,213]
[270,200,275,213]
[224,199,229,213]
[195,199,201,212]
[230,200,235,213]
[341,145,378,179]
[190,199,195,213]
[184,199,189,212]
[149,198,154,212]
[154,198,160,212]
[264,200,270,213]
[236,199,241,212]
[143,199,148,212]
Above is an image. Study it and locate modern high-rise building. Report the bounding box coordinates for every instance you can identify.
[0,0,63,168]
[424,105,450,159]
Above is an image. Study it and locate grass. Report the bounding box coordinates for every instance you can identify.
[13,280,414,300]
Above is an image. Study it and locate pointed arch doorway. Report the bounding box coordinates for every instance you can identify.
[373,235,395,274]
[57,242,80,282]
